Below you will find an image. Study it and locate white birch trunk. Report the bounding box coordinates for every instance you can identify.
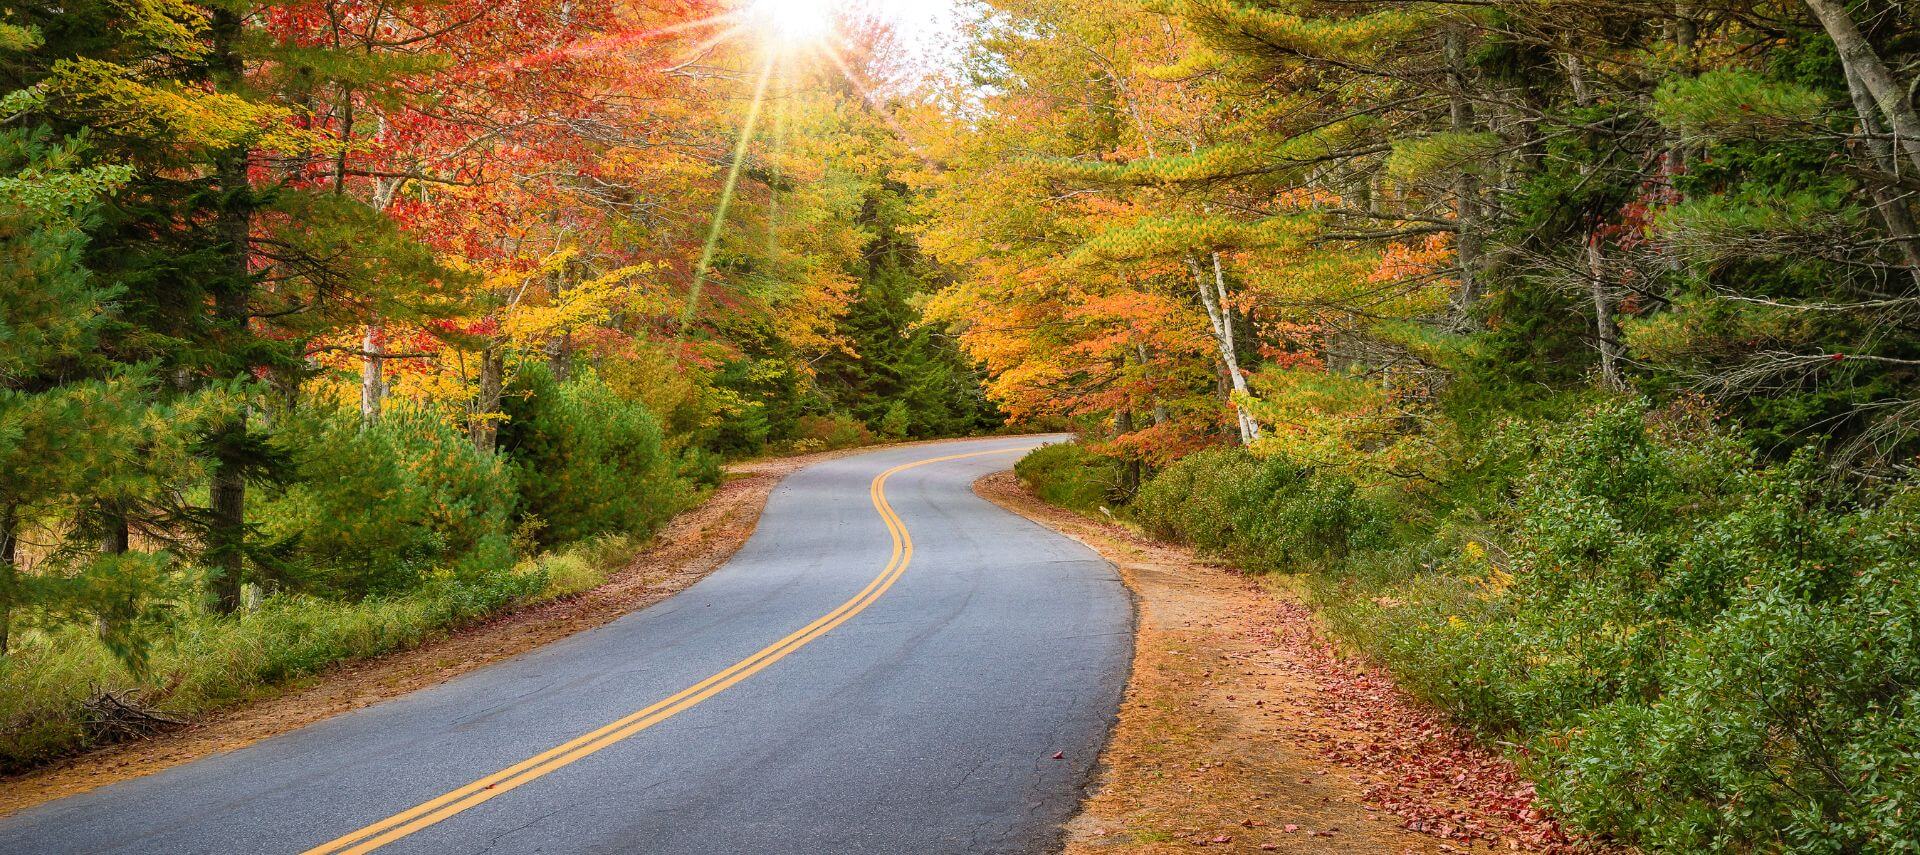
[1191,253,1260,444]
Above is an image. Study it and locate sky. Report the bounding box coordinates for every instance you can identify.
[867,0,965,57]
[813,0,971,75]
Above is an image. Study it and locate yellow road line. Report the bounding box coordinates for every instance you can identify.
[301,446,1019,855]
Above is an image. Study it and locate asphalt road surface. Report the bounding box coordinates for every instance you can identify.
[0,436,1133,855]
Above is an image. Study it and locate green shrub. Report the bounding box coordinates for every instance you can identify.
[1013,442,1124,512]
[1082,398,1920,850]
[499,365,691,548]
[0,559,546,771]
[1128,448,1388,572]
[791,412,876,450]
[676,445,725,489]
[878,400,911,439]
[1527,460,1920,852]
[256,405,516,598]
[524,532,642,599]
[1128,448,1261,549]
[0,520,667,771]
[1306,400,1920,852]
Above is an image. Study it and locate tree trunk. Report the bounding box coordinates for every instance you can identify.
[1134,342,1169,426]
[1115,403,1142,496]
[1843,64,1920,289]
[207,412,246,614]
[1587,239,1626,390]
[471,345,504,454]
[1563,53,1590,106]
[1446,28,1482,320]
[546,333,571,382]
[1566,57,1628,391]
[333,86,354,195]
[360,324,384,424]
[1191,254,1260,445]
[1804,0,1920,173]
[101,499,129,554]
[207,7,252,616]
[1,503,15,654]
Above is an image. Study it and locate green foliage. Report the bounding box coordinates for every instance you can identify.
[1317,401,1920,852]
[1651,69,1834,142]
[878,400,911,439]
[1129,447,1390,572]
[498,364,690,548]
[676,445,725,489]
[808,169,1003,441]
[1028,397,1920,851]
[522,533,640,599]
[1013,442,1126,513]
[256,405,515,598]
[1385,132,1503,183]
[788,412,876,451]
[1070,214,1316,265]
[1127,447,1263,549]
[0,558,547,771]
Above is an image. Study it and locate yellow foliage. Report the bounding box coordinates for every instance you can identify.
[44,59,326,157]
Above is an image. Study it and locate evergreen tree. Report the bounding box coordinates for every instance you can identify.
[816,179,1001,438]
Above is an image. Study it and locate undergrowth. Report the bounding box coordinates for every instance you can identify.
[1018,399,1920,852]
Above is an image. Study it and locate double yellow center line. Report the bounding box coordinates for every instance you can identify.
[302,447,1017,855]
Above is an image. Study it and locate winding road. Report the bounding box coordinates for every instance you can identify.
[0,436,1133,855]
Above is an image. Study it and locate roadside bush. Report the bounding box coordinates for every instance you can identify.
[256,405,516,598]
[1025,400,1920,851]
[0,521,665,772]
[499,365,690,548]
[520,532,641,599]
[1531,463,1920,852]
[1128,448,1389,572]
[1128,448,1261,549]
[878,400,911,439]
[1013,442,1124,512]
[0,558,546,771]
[676,445,724,489]
[791,412,876,450]
[1320,401,1920,852]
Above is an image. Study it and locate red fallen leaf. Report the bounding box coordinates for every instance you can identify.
[1051,752,1064,760]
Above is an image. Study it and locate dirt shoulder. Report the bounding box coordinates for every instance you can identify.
[976,472,1588,855]
[0,441,932,817]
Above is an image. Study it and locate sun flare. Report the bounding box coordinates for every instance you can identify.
[748,0,838,49]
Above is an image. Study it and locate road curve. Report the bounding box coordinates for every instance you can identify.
[0,436,1132,855]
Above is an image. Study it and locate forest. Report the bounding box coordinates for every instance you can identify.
[6,0,1920,850]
